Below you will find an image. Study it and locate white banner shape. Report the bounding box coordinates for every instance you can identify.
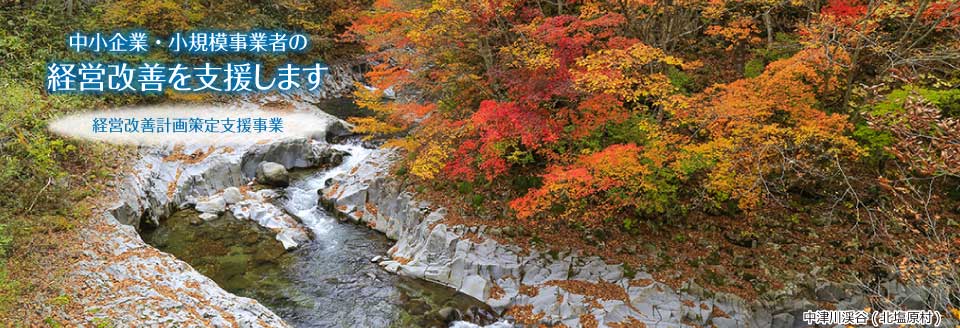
[48,104,340,146]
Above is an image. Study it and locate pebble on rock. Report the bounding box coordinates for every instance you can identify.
[199,212,218,222]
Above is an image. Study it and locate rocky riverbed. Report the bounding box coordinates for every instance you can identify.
[66,84,504,327]
[319,147,951,327]
[140,153,501,327]
[63,63,945,327]
[65,92,349,327]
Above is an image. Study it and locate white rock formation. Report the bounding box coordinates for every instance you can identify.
[74,104,346,326]
[199,212,218,221]
[69,212,288,327]
[321,149,773,327]
[196,195,227,214]
[223,187,244,204]
[256,162,290,187]
[230,196,310,250]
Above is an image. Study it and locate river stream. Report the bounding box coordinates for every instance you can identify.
[141,141,499,327]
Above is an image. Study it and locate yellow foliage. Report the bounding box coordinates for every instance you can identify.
[349,82,410,139]
[382,137,419,152]
[676,48,861,210]
[409,142,450,179]
[100,0,205,33]
[353,83,392,116]
[705,17,763,51]
[502,39,559,70]
[574,42,683,105]
[346,117,404,137]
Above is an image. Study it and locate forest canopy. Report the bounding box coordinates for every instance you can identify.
[0,0,958,321]
[348,0,959,228]
[346,0,960,303]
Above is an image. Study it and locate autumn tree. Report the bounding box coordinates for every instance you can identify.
[674,48,861,210]
[803,0,960,110]
[349,0,951,232]
[862,91,960,316]
[99,0,206,34]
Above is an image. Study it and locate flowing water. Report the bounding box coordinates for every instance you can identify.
[142,141,500,327]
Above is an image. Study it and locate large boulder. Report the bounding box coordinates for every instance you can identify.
[316,148,347,167]
[195,196,226,214]
[241,138,326,178]
[256,162,289,187]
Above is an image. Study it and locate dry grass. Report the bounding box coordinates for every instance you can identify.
[0,144,137,325]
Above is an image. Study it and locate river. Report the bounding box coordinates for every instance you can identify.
[142,140,501,327]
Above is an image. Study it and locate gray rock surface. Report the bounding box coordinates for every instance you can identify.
[196,195,227,214]
[230,196,310,250]
[199,212,218,222]
[70,212,288,327]
[815,281,848,302]
[110,134,341,229]
[321,148,960,328]
[771,312,794,328]
[223,187,244,204]
[77,103,345,326]
[256,162,289,187]
[321,149,765,327]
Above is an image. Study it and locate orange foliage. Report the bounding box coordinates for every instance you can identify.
[676,48,860,209]
[349,0,893,227]
[512,143,675,226]
[704,17,762,51]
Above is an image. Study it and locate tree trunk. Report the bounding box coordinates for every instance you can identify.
[763,11,774,46]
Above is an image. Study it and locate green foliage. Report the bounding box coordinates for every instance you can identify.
[0,268,18,310]
[0,6,82,82]
[91,317,114,328]
[744,33,799,79]
[470,194,486,209]
[871,86,960,117]
[49,294,71,307]
[44,317,63,328]
[605,115,654,145]
[0,4,127,320]
[622,263,637,279]
[99,0,206,34]
[753,32,800,62]
[0,83,82,208]
[743,57,764,78]
[456,181,474,194]
[510,175,543,193]
[565,114,656,155]
[855,85,960,166]
[0,79,107,322]
[853,123,894,165]
[666,66,695,93]
[0,225,11,259]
